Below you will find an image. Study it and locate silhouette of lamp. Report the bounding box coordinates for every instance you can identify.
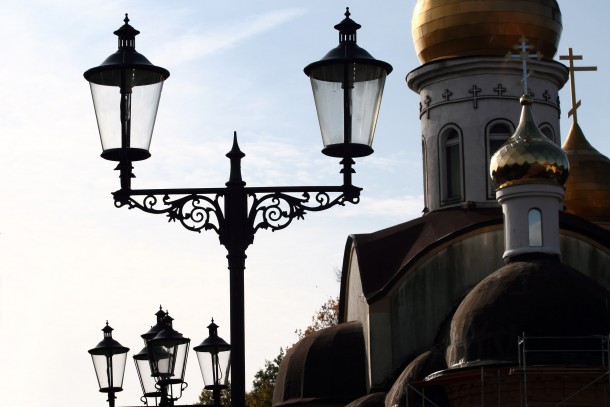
[147,314,190,407]
[89,322,130,407]
[133,307,167,406]
[84,10,391,407]
[194,319,231,407]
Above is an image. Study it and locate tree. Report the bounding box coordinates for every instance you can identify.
[198,384,232,407]
[245,349,284,407]
[294,297,339,340]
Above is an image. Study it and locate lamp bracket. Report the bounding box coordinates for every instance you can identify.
[113,184,361,251]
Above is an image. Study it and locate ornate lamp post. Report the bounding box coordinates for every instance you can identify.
[194,320,231,407]
[88,322,130,407]
[84,9,391,407]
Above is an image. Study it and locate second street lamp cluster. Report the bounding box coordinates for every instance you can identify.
[84,8,391,407]
[88,307,230,407]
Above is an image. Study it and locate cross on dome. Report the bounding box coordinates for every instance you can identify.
[559,48,597,124]
[506,36,542,96]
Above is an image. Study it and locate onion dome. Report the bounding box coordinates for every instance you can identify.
[490,96,569,189]
[273,321,366,407]
[446,259,610,367]
[562,122,610,224]
[411,0,562,63]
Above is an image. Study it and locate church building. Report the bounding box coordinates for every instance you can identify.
[273,1,610,406]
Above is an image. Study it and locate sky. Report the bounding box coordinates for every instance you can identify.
[1,1,609,407]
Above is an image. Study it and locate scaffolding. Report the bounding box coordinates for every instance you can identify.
[409,334,610,407]
[517,333,610,407]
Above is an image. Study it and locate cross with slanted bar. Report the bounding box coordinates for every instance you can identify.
[506,36,542,96]
[560,48,597,124]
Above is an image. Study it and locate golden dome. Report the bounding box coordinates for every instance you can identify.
[412,0,563,63]
[490,96,569,189]
[562,122,610,223]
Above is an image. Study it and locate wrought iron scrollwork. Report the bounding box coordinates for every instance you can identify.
[114,192,224,234]
[249,190,359,234]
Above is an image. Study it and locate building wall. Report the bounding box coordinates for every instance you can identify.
[388,228,505,382]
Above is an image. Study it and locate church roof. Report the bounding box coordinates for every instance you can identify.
[562,121,610,223]
[411,0,562,63]
[340,208,610,312]
[273,321,367,407]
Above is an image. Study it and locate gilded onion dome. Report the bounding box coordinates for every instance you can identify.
[562,122,610,224]
[490,96,569,189]
[411,0,562,63]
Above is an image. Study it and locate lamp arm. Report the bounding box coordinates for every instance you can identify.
[113,188,226,235]
[247,184,361,234]
[111,182,360,239]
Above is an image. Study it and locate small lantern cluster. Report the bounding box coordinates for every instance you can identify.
[88,307,230,407]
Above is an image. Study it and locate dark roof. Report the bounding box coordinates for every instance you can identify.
[339,207,610,318]
[344,392,386,407]
[273,321,367,407]
[447,258,610,367]
[386,350,449,407]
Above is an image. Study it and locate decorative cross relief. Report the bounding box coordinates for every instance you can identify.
[560,48,597,123]
[469,85,481,108]
[442,89,453,102]
[506,36,542,96]
[494,83,507,97]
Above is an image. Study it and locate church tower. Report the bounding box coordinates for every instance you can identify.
[407,0,568,212]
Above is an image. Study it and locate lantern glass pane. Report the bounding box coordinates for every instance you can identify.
[91,353,127,392]
[309,63,386,149]
[148,342,189,381]
[196,350,230,388]
[134,354,158,395]
[89,71,164,156]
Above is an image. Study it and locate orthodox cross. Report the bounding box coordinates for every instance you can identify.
[543,90,551,102]
[494,83,507,97]
[559,48,597,124]
[506,36,542,96]
[442,89,453,102]
[469,85,481,108]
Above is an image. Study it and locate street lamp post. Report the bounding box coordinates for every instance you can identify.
[84,9,391,407]
[194,319,232,407]
[88,323,130,407]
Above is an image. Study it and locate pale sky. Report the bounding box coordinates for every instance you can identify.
[1,2,609,407]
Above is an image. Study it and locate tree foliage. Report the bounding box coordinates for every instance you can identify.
[294,297,339,340]
[198,384,232,407]
[245,349,284,407]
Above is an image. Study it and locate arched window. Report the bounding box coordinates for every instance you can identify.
[528,208,543,247]
[440,127,463,203]
[539,124,555,141]
[487,121,513,197]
